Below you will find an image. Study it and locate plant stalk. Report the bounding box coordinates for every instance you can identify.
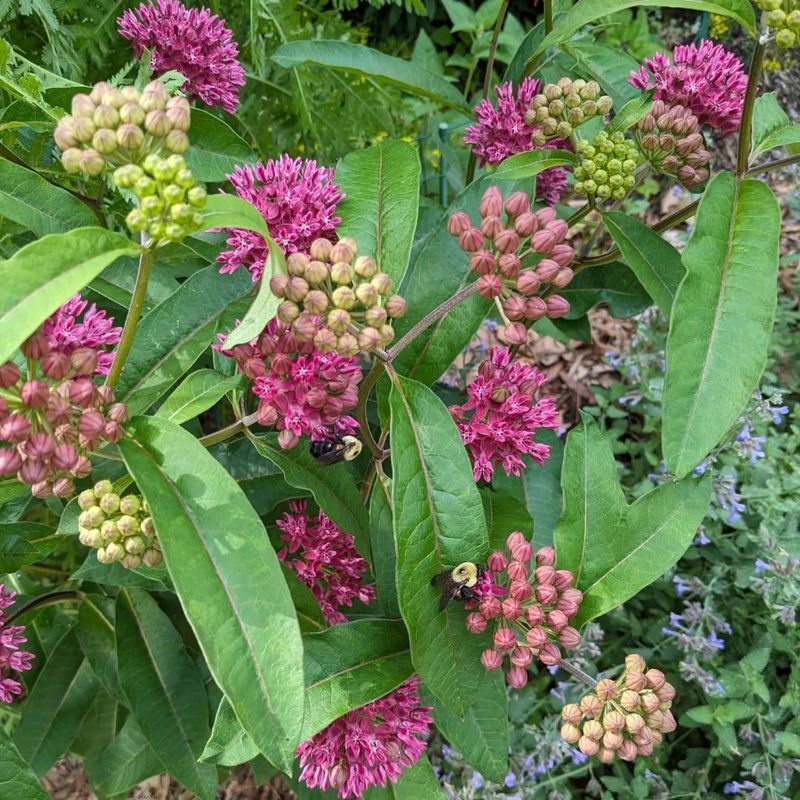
[557,658,598,688]
[355,361,387,461]
[737,29,768,175]
[5,590,83,625]
[197,412,259,448]
[544,0,554,34]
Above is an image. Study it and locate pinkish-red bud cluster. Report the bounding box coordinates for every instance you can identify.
[0,331,127,499]
[560,654,677,764]
[467,533,582,689]
[448,187,574,344]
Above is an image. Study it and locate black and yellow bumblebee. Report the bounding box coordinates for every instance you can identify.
[431,562,485,611]
[309,433,363,466]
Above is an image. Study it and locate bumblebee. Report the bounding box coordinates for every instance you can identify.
[431,562,485,611]
[309,434,363,466]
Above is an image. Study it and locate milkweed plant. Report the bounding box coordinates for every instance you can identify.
[0,0,797,798]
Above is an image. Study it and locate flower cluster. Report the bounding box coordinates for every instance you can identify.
[41,294,121,376]
[218,157,343,282]
[115,155,207,243]
[463,78,570,206]
[77,480,161,570]
[560,654,677,763]
[574,131,642,201]
[756,1,800,49]
[56,80,191,177]
[218,318,361,450]
[0,331,127,499]
[297,676,432,798]
[629,40,747,136]
[636,100,711,189]
[466,535,583,688]
[450,347,558,482]
[0,585,34,704]
[271,238,407,356]
[448,186,576,336]
[276,500,374,625]
[524,79,613,145]
[118,0,245,113]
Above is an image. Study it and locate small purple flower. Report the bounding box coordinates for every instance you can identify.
[754,558,771,575]
[706,631,726,651]
[694,529,711,546]
[673,575,690,596]
[504,771,517,788]
[471,771,484,790]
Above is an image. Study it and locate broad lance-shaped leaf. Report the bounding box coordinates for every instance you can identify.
[361,755,446,799]
[0,729,49,800]
[272,41,471,114]
[201,698,260,766]
[554,414,711,626]
[118,417,304,772]
[559,261,650,320]
[603,211,684,317]
[491,149,576,180]
[336,140,420,289]
[369,477,400,617]
[156,369,243,425]
[0,523,58,572]
[0,227,138,363]
[662,173,780,478]
[184,108,256,182]
[389,375,489,715]
[115,589,217,800]
[76,595,125,703]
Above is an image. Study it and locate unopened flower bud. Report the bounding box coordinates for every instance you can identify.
[99,492,121,514]
[580,694,602,717]
[20,380,49,409]
[480,215,504,239]
[495,229,520,255]
[546,295,570,318]
[507,665,528,689]
[465,612,487,633]
[355,282,379,307]
[481,649,502,671]
[493,627,516,651]
[626,655,647,674]
[79,149,105,176]
[357,327,382,353]
[578,736,599,756]
[479,187,504,218]
[371,272,392,295]
[595,679,618,702]
[501,597,522,620]
[384,295,407,319]
[470,250,496,276]
[479,596,502,619]
[332,286,356,310]
[459,228,484,252]
[502,322,528,346]
[477,274,503,299]
[510,645,533,667]
[330,261,353,285]
[448,211,472,236]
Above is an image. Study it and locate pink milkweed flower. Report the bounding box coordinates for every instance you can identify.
[464,78,571,206]
[276,500,375,625]
[118,0,246,113]
[0,584,34,704]
[218,156,344,282]
[296,676,432,798]
[41,295,121,376]
[450,346,559,482]
[628,40,747,136]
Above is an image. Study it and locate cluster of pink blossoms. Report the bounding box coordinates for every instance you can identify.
[464,78,571,206]
[218,157,344,282]
[297,676,432,798]
[218,318,361,449]
[276,500,375,625]
[466,535,583,690]
[118,0,245,114]
[450,346,558,482]
[0,585,34,704]
[629,40,747,136]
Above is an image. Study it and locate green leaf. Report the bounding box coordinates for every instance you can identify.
[15,630,99,776]
[272,41,472,114]
[199,192,270,238]
[504,21,545,84]
[431,670,509,783]
[442,0,477,32]
[71,691,119,761]
[90,259,179,312]
[751,93,790,155]
[605,91,654,135]
[684,705,713,725]
[76,595,124,703]
[604,211,685,317]
[201,698,259,766]
[369,477,400,617]
[115,265,252,414]
[481,488,533,550]
[118,417,305,773]
[184,108,256,182]
[284,570,327,634]
[560,261,651,319]
[0,157,96,235]
[492,149,577,180]
[568,42,642,110]
[751,124,800,159]
[0,228,137,364]
[389,375,489,715]
[776,731,800,756]
[554,414,711,626]
[302,620,413,740]
[335,140,421,289]
[0,729,50,800]
[71,553,173,592]
[85,715,162,797]
[528,1,756,66]
[362,755,446,799]
[115,589,217,800]
[156,369,243,424]
[0,523,57,572]
[662,173,780,478]
[249,433,371,559]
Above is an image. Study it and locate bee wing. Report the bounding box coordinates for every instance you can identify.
[430,570,449,588]
[314,446,346,466]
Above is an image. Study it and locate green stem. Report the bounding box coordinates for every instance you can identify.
[5,590,83,625]
[567,202,594,227]
[355,361,386,461]
[482,0,511,101]
[197,412,259,448]
[557,658,598,688]
[748,152,800,175]
[737,28,767,175]
[105,243,155,389]
[544,0,554,34]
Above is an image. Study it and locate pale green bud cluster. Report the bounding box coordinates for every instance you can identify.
[270,237,407,356]
[77,479,162,570]
[524,79,613,146]
[56,80,191,177]
[573,132,642,201]
[114,155,207,244]
[756,0,800,48]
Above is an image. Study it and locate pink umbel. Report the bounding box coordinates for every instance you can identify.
[450,346,559,482]
[0,584,34,704]
[629,40,747,136]
[296,676,433,798]
[118,0,246,113]
[42,295,121,376]
[464,78,571,206]
[218,156,343,282]
[276,500,375,625]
